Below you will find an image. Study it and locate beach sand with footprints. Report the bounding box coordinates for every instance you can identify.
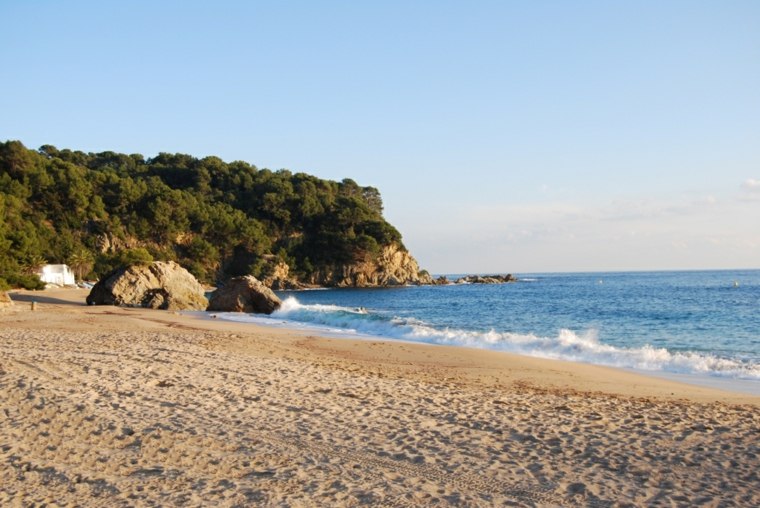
[1,289,758,506]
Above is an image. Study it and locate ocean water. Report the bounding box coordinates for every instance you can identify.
[215,270,760,389]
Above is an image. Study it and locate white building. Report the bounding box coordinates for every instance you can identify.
[37,264,76,286]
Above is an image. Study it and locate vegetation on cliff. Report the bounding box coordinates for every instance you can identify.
[0,140,417,288]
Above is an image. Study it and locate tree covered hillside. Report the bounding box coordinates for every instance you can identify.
[0,140,410,289]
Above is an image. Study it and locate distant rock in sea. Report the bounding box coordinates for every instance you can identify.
[86,261,207,311]
[207,275,282,314]
[454,274,517,284]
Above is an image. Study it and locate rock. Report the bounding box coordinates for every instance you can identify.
[269,278,309,290]
[454,274,517,284]
[263,262,309,290]
[306,243,433,288]
[94,230,139,254]
[0,291,13,310]
[86,261,207,311]
[431,276,450,285]
[207,276,281,314]
[385,275,402,286]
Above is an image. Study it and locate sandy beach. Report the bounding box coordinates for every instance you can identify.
[1,289,758,507]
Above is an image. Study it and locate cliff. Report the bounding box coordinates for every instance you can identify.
[303,243,432,288]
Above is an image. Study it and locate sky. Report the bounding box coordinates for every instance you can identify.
[1,1,759,273]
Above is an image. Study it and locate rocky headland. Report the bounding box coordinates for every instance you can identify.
[257,244,519,289]
[297,243,433,288]
[2,142,520,293]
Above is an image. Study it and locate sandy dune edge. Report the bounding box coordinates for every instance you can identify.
[1,289,758,506]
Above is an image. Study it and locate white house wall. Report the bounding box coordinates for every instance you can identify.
[38,265,76,286]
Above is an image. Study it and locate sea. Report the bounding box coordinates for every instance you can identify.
[214,270,760,394]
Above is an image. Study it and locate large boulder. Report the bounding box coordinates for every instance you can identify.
[86,261,207,311]
[207,276,281,314]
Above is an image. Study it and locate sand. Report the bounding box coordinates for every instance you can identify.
[1,289,758,507]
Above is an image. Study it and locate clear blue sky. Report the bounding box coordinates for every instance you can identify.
[2,1,759,273]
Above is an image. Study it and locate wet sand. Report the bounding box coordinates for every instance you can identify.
[1,288,758,506]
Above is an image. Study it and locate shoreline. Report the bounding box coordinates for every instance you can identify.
[2,288,759,506]
[630,369,760,397]
[7,287,760,404]
[208,303,760,399]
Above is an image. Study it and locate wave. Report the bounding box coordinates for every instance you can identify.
[217,297,760,381]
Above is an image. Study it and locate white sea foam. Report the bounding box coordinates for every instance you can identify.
[217,297,760,381]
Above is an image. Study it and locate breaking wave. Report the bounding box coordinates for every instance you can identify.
[216,296,760,380]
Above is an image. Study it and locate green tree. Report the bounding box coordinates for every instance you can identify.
[68,249,95,281]
[116,248,153,266]
[21,254,47,275]
[0,140,36,177]
[0,140,415,286]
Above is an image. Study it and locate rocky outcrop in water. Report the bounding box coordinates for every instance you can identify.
[207,275,281,314]
[86,261,207,310]
[305,243,432,287]
[454,274,517,284]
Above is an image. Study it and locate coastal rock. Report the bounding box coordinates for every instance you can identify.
[306,243,433,288]
[431,276,450,285]
[263,262,309,290]
[454,274,517,284]
[207,275,281,314]
[93,230,140,254]
[86,261,207,311]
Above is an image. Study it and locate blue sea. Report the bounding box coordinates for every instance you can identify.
[216,270,760,393]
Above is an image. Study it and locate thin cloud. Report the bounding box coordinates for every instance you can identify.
[740,178,760,201]
[415,187,760,272]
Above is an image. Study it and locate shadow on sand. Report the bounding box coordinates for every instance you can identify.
[10,292,88,307]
